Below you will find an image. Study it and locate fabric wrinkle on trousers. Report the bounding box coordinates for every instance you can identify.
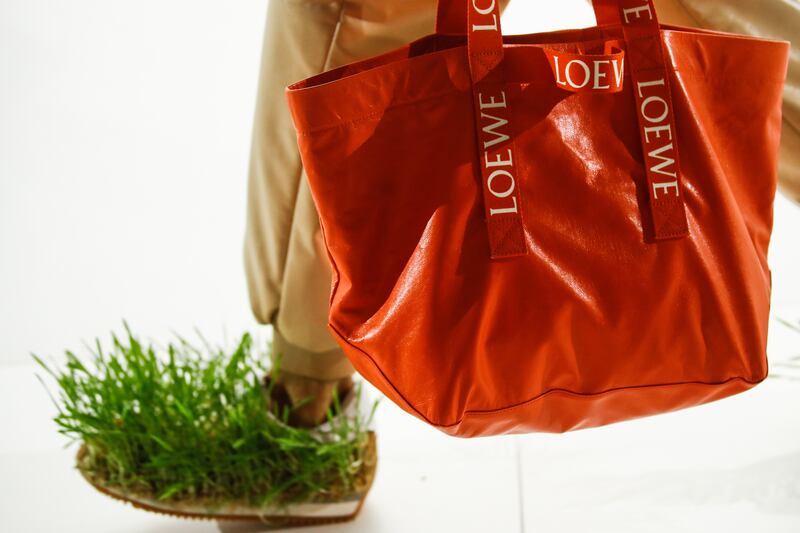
[244,0,467,381]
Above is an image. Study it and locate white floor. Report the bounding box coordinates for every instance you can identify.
[2,1,799,532]
[2,339,800,533]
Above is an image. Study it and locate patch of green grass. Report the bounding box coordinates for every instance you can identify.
[32,321,378,509]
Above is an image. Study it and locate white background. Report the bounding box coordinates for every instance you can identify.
[1,1,799,532]
[1,1,798,367]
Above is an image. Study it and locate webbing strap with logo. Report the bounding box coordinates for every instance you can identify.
[467,0,527,258]
[615,0,689,239]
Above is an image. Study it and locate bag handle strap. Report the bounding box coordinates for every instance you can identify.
[613,1,689,240]
[465,1,527,257]
[436,0,689,249]
[591,0,624,27]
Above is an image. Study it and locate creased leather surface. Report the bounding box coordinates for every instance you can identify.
[286,20,789,437]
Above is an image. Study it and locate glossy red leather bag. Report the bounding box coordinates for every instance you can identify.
[285,0,790,437]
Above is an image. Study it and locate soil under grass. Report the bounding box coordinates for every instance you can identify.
[33,322,378,510]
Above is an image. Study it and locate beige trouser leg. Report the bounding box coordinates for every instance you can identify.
[244,0,470,380]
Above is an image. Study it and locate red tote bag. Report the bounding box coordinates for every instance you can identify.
[285,0,790,437]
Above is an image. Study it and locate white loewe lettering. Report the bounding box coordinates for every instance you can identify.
[637,78,679,198]
[480,112,510,148]
[485,147,513,168]
[471,0,498,32]
[593,60,610,90]
[612,59,624,87]
[478,91,519,215]
[479,91,509,149]
[565,60,591,89]
[487,170,514,196]
[622,3,653,24]
[553,56,625,90]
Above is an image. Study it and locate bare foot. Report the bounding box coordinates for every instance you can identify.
[265,370,354,428]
